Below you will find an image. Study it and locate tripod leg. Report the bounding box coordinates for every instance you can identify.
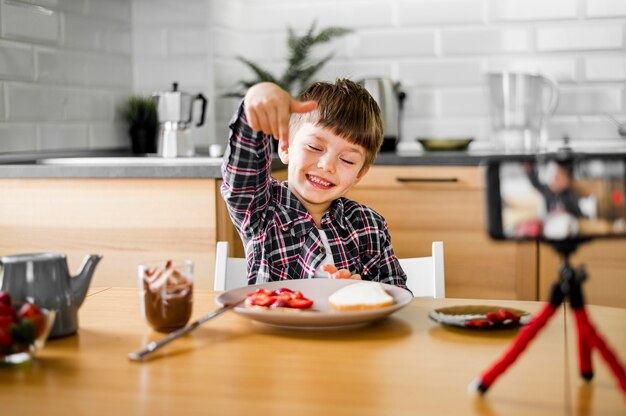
[472,302,560,394]
[576,307,626,397]
[573,308,594,380]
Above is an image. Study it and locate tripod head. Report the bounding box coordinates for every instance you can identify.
[548,238,591,308]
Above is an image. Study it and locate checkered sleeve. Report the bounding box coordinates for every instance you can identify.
[220,100,273,237]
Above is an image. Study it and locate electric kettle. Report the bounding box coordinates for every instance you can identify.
[358,78,406,152]
[152,82,208,158]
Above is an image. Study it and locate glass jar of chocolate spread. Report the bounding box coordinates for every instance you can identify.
[138,260,193,332]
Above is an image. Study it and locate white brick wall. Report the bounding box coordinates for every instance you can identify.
[0,0,132,152]
[132,0,212,147]
[3,0,626,153]
[211,0,626,146]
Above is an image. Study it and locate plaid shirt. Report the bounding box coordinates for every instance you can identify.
[221,102,407,289]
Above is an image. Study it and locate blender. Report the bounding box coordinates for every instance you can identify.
[152,82,207,157]
[487,72,559,153]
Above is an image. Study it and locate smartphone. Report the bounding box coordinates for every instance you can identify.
[485,153,626,241]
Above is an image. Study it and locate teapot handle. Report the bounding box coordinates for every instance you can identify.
[541,75,560,116]
[195,93,208,127]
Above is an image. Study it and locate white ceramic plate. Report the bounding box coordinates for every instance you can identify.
[216,279,412,330]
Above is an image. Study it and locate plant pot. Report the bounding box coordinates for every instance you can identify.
[129,126,157,155]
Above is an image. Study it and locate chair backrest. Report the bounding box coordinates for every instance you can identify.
[214,241,248,291]
[400,241,445,299]
[213,240,445,298]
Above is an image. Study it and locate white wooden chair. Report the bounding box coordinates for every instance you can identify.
[401,241,445,299]
[213,241,248,291]
[213,240,445,298]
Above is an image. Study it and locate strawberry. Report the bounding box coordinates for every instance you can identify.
[272,288,293,295]
[0,303,16,321]
[0,291,11,306]
[250,294,274,307]
[287,298,313,309]
[17,303,46,338]
[465,319,490,328]
[501,309,521,323]
[485,310,507,324]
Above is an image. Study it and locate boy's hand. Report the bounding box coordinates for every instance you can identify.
[244,82,317,152]
[322,264,362,280]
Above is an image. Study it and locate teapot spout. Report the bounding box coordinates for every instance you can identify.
[71,254,103,308]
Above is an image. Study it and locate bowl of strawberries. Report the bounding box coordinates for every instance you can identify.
[0,291,56,365]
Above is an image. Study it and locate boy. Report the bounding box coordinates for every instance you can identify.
[221,80,407,288]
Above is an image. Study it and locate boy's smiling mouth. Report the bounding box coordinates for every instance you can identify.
[306,174,335,189]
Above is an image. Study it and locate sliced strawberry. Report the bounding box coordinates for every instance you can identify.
[501,309,521,323]
[250,294,274,307]
[485,310,507,324]
[272,287,293,295]
[287,298,313,309]
[293,291,304,299]
[465,319,490,328]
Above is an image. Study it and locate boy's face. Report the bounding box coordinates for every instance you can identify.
[279,122,370,214]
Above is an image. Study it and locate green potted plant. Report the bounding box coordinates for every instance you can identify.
[225,21,352,97]
[119,96,158,155]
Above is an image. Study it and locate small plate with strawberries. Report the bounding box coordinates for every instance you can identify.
[0,291,56,365]
[428,305,531,330]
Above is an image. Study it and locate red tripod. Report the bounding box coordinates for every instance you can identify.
[471,244,626,400]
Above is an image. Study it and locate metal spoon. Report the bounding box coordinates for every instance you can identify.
[128,299,243,362]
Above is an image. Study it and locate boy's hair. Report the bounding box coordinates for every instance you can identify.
[290,79,383,168]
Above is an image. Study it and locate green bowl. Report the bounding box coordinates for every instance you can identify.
[417,138,474,151]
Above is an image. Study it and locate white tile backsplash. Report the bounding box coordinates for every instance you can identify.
[2,0,626,154]
[0,83,4,120]
[586,0,626,18]
[6,83,65,121]
[398,0,484,26]
[488,0,577,22]
[65,89,112,121]
[0,39,34,81]
[37,47,87,85]
[537,24,623,51]
[398,60,484,87]
[39,123,89,150]
[584,55,626,81]
[62,15,104,51]
[0,123,37,151]
[556,87,622,115]
[441,28,531,55]
[440,88,488,117]
[353,30,436,58]
[88,0,131,23]
[2,1,60,44]
[486,57,578,83]
[168,28,208,56]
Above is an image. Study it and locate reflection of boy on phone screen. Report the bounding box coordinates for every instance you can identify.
[525,161,586,218]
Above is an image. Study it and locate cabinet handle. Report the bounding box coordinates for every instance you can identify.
[396,177,458,183]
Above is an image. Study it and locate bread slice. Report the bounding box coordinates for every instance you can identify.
[328,281,394,311]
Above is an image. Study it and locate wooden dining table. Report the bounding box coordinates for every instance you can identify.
[1,287,624,415]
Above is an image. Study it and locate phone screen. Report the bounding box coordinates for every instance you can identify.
[486,156,626,241]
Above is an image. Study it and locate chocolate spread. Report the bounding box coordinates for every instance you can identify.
[141,262,193,333]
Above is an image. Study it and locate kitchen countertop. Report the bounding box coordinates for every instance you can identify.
[1,143,626,178]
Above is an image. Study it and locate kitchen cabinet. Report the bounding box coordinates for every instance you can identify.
[0,178,221,290]
[346,166,537,300]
